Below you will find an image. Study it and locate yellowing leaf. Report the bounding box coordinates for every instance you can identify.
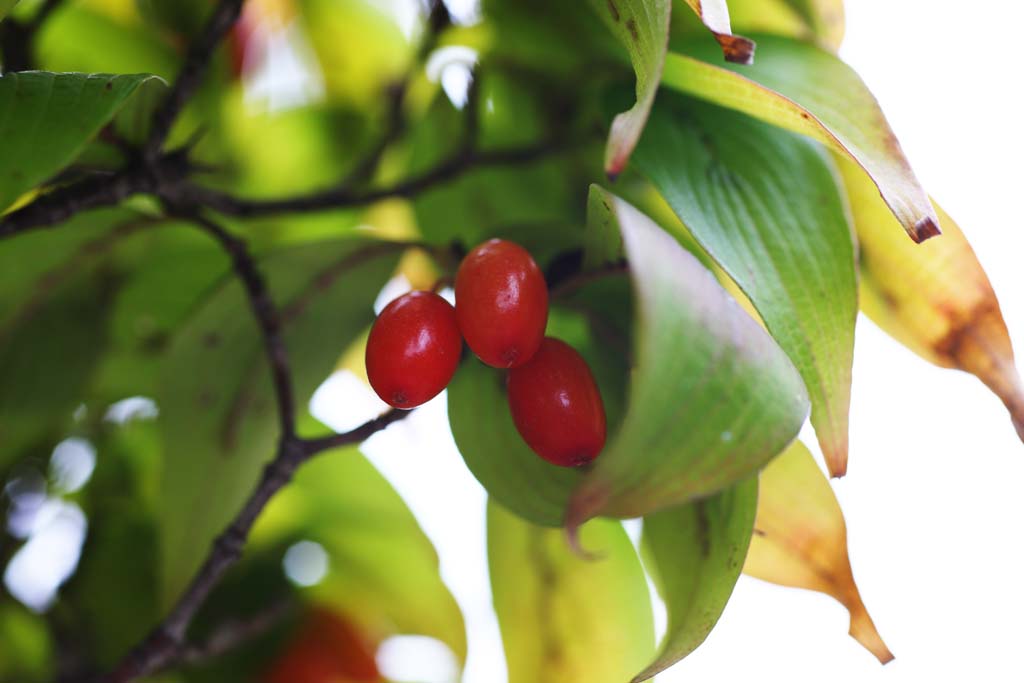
[744,441,893,663]
[661,35,938,243]
[679,0,755,64]
[728,0,844,51]
[488,501,655,683]
[838,157,1024,441]
[588,0,672,175]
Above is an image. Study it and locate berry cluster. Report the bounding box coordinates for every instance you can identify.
[365,239,607,467]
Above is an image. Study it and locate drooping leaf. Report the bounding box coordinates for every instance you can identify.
[254,445,467,664]
[660,35,938,243]
[635,477,757,682]
[157,238,402,600]
[744,440,893,663]
[448,301,629,527]
[487,500,655,683]
[567,187,808,527]
[678,0,755,64]
[633,96,857,477]
[837,156,1024,441]
[726,0,844,51]
[587,0,672,175]
[0,71,165,211]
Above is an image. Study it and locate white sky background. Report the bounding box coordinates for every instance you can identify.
[322,1,1024,681]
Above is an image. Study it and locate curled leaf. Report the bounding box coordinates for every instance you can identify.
[635,477,757,681]
[661,35,938,243]
[838,157,1024,441]
[634,96,857,477]
[680,0,755,64]
[567,187,808,528]
[587,0,672,175]
[744,441,893,663]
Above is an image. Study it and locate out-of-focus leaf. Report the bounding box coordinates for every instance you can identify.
[637,479,757,681]
[158,238,401,601]
[634,97,857,477]
[838,157,1024,441]
[0,265,118,467]
[299,0,412,107]
[744,440,893,663]
[0,604,53,681]
[587,0,671,175]
[661,35,938,243]
[137,0,209,38]
[1,0,18,22]
[567,188,807,528]
[0,71,164,211]
[487,500,655,683]
[449,302,628,526]
[254,446,467,663]
[679,0,754,64]
[726,0,844,51]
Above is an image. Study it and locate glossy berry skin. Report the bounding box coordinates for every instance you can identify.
[507,337,607,467]
[455,239,548,368]
[365,291,462,409]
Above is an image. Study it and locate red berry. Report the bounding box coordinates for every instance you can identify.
[507,337,607,467]
[365,291,462,409]
[264,608,381,683]
[455,239,548,368]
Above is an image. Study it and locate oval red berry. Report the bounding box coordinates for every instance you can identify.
[507,337,607,467]
[365,291,462,409]
[455,239,548,368]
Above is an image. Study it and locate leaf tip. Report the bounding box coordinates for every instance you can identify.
[911,215,942,243]
[848,599,894,664]
[564,484,609,560]
[716,34,756,65]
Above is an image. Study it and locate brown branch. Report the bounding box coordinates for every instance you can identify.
[144,0,245,160]
[182,139,566,217]
[187,213,298,438]
[173,599,295,668]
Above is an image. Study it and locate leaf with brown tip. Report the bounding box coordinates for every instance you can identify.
[587,0,672,176]
[661,35,939,243]
[744,440,893,663]
[679,0,755,64]
[837,156,1024,442]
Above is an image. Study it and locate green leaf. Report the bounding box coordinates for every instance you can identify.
[661,34,938,243]
[567,188,808,527]
[587,0,671,175]
[487,500,655,683]
[254,446,468,663]
[636,477,758,681]
[1,0,18,22]
[0,604,53,681]
[157,238,402,601]
[725,0,844,51]
[633,96,857,478]
[448,300,629,527]
[678,0,755,64]
[0,71,165,211]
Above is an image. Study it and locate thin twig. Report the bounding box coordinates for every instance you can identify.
[188,213,297,438]
[184,139,567,217]
[300,409,413,454]
[144,0,246,160]
[174,600,295,668]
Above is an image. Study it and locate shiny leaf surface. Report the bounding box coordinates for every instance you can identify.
[661,35,938,243]
[634,97,857,477]
[0,71,164,211]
